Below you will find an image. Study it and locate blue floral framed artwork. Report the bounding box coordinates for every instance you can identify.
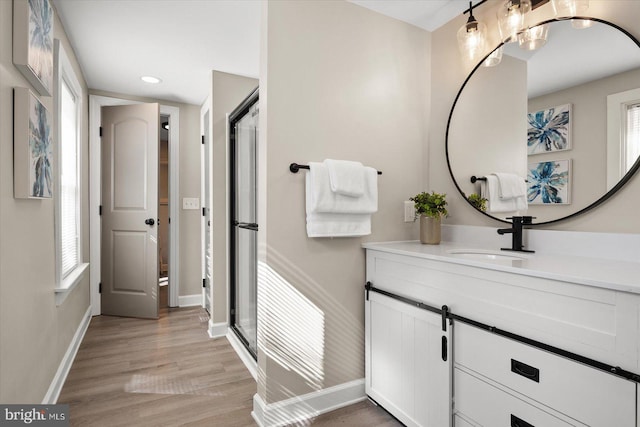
[14,87,53,199]
[527,104,572,155]
[527,160,571,205]
[13,0,54,96]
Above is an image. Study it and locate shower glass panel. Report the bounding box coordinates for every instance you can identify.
[230,88,259,358]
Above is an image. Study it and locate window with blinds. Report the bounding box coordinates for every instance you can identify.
[625,103,640,172]
[60,79,80,277]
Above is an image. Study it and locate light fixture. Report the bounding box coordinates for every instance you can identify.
[550,0,592,28]
[518,24,549,50]
[457,1,487,65]
[497,0,531,43]
[141,75,162,84]
[483,46,503,67]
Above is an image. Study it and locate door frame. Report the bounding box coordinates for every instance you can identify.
[200,97,211,311]
[89,94,181,314]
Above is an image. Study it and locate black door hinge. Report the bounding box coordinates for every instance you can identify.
[99,205,102,216]
[202,207,206,217]
[168,217,171,224]
[99,282,102,293]
[201,135,205,145]
[99,126,103,137]
[202,278,206,288]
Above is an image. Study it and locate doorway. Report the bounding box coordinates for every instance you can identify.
[159,114,170,308]
[229,88,259,358]
[89,95,181,315]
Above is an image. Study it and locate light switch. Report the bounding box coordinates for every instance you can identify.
[182,197,200,210]
[404,201,415,222]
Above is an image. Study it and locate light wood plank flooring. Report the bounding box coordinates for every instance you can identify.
[58,304,400,426]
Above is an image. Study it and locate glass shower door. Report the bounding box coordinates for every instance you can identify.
[230,88,259,358]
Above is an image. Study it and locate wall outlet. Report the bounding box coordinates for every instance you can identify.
[182,197,200,210]
[404,201,415,222]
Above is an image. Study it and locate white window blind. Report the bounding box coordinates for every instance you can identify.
[626,103,640,172]
[60,79,80,277]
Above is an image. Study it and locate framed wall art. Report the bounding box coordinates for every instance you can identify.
[527,159,571,205]
[13,0,54,96]
[14,87,53,199]
[527,103,572,155]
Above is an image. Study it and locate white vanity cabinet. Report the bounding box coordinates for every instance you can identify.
[364,242,640,427]
[365,290,452,427]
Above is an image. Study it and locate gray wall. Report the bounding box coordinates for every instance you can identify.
[259,0,431,403]
[208,71,258,325]
[0,2,90,402]
[429,0,640,232]
[89,90,202,298]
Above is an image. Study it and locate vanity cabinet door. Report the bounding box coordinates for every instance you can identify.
[365,291,451,427]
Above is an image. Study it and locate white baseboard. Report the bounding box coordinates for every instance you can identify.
[178,294,202,307]
[226,330,257,380]
[42,306,92,404]
[208,319,228,338]
[251,379,365,427]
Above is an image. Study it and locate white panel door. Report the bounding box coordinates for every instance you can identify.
[101,103,159,319]
[365,291,452,427]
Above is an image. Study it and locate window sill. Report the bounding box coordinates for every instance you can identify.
[55,263,89,306]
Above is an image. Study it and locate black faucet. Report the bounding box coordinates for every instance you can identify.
[497,216,535,253]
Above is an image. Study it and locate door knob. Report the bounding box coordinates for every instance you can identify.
[145,218,155,226]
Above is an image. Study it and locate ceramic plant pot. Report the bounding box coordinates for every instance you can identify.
[420,215,441,245]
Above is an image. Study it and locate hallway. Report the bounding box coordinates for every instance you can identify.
[58,305,400,426]
[58,307,256,426]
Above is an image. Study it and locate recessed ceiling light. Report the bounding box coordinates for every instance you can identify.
[141,75,162,84]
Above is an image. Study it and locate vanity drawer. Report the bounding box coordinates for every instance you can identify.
[454,322,636,427]
[455,368,583,427]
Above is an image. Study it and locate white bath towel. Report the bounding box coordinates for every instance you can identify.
[306,162,377,214]
[305,162,378,237]
[324,159,365,197]
[494,172,527,199]
[482,175,527,213]
[306,213,371,237]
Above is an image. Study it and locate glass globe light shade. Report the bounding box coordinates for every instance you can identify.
[518,24,549,51]
[572,18,593,29]
[497,0,531,42]
[483,46,504,67]
[551,0,589,18]
[457,17,488,65]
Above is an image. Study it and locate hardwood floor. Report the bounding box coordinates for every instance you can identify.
[58,305,400,426]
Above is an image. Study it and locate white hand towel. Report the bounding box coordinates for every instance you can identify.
[482,175,528,213]
[494,172,527,199]
[306,162,377,214]
[324,159,365,197]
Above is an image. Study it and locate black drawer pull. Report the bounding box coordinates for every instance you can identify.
[511,414,534,427]
[511,359,539,383]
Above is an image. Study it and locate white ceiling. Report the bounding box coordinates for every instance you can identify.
[53,0,468,106]
[53,0,262,106]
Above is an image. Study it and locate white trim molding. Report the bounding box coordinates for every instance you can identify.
[251,379,366,427]
[178,294,203,307]
[226,330,257,380]
[208,320,228,339]
[42,306,92,404]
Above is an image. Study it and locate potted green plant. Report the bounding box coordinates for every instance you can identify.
[467,193,487,212]
[410,191,448,244]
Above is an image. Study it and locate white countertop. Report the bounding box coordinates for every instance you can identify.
[362,240,640,295]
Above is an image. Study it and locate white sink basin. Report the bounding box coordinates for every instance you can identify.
[446,249,530,261]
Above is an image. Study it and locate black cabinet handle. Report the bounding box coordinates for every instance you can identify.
[441,336,447,361]
[145,218,155,226]
[511,414,534,427]
[511,359,540,383]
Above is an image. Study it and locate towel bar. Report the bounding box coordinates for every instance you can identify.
[289,162,382,175]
